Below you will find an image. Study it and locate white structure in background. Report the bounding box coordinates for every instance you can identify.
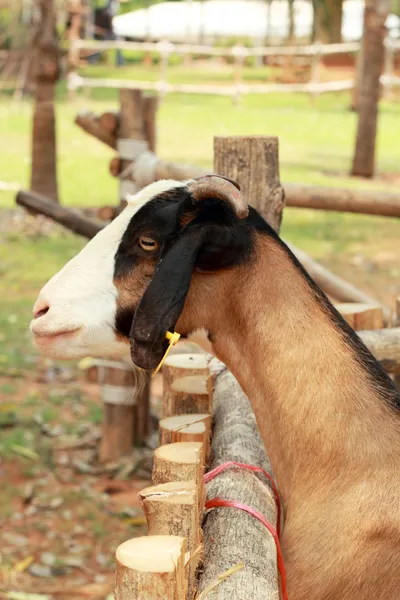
[113,0,400,43]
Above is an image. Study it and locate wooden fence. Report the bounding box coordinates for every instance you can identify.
[67,38,400,102]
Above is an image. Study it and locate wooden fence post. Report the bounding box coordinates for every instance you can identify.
[118,89,148,207]
[115,535,187,600]
[383,37,394,101]
[334,302,384,331]
[197,135,285,598]
[309,41,322,99]
[89,359,150,463]
[214,136,285,232]
[164,375,213,417]
[159,413,212,461]
[158,40,173,99]
[232,44,246,105]
[31,0,60,203]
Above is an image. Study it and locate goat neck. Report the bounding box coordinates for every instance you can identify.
[202,235,400,506]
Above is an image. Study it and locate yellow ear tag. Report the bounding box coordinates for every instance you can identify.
[152,331,181,377]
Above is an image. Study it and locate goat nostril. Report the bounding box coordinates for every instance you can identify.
[34,306,50,319]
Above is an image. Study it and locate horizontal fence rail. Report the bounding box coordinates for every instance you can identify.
[67,38,400,101]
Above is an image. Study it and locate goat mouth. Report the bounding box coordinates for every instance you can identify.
[32,327,82,341]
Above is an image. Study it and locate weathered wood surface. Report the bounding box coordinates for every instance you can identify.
[214,136,285,232]
[31,0,60,202]
[75,117,400,219]
[198,362,280,599]
[16,189,102,239]
[115,536,187,600]
[334,302,384,331]
[358,328,400,375]
[285,182,400,218]
[75,110,117,149]
[197,136,283,599]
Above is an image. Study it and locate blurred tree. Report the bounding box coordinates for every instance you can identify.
[288,0,295,42]
[351,0,390,178]
[312,0,344,43]
[31,0,60,202]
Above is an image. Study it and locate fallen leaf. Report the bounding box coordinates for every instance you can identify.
[14,555,34,572]
[11,444,39,461]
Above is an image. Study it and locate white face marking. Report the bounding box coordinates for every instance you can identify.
[30,180,185,360]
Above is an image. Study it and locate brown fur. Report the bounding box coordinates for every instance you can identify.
[115,233,400,599]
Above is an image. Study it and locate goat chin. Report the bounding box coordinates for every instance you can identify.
[32,328,130,361]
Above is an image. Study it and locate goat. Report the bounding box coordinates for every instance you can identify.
[31,177,400,600]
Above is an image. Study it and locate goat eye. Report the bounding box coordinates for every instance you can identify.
[139,236,158,251]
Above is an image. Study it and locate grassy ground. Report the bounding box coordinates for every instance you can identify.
[0,71,399,597]
[1,64,399,209]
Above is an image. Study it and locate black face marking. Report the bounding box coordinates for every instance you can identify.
[112,184,400,412]
[113,186,262,344]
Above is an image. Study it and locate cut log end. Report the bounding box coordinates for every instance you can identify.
[159,414,212,461]
[115,535,187,600]
[153,442,205,506]
[155,441,203,467]
[164,353,210,371]
[116,535,185,572]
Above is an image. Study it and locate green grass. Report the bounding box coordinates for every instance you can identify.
[0,234,84,374]
[0,76,399,377]
[0,68,399,209]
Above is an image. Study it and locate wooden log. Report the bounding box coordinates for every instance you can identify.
[214,136,285,232]
[16,189,102,239]
[286,242,391,322]
[143,95,158,153]
[163,354,210,389]
[198,361,279,599]
[153,442,205,508]
[284,183,400,218]
[115,535,187,600]
[99,110,119,134]
[358,328,400,375]
[73,116,400,219]
[159,414,212,461]
[164,375,212,418]
[97,359,150,462]
[31,0,60,202]
[109,156,122,177]
[139,481,201,553]
[118,88,148,205]
[335,302,384,330]
[162,353,210,415]
[100,403,135,463]
[75,110,117,149]
[139,481,202,598]
[198,135,282,599]
[119,88,146,142]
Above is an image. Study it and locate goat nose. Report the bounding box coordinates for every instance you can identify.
[33,299,50,319]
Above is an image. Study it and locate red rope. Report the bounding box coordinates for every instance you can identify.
[204,461,281,538]
[204,462,288,600]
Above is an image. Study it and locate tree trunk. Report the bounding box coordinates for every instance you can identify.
[288,0,295,42]
[351,0,389,178]
[314,0,344,43]
[30,0,60,202]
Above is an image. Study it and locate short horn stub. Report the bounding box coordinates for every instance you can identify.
[187,175,249,219]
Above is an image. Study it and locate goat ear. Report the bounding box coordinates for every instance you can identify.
[130,228,206,371]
